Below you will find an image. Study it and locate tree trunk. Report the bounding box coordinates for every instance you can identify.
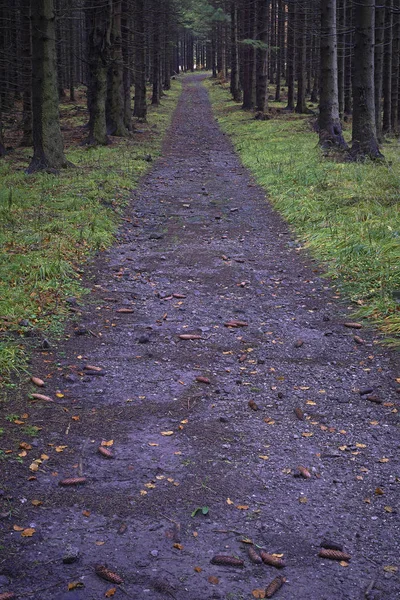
[85,0,112,146]
[28,0,68,172]
[382,0,393,134]
[133,0,147,119]
[351,0,383,159]
[21,0,33,147]
[337,0,345,117]
[285,0,295,110]
[318,0,347,149]
[256,0,269,113]
[391,0,400,133]
[122,0,132,129]
[344,0,353,114]
[374,1,385,140]
[151,2,161,105]
[275,0,284,101]
[295,1,307,113]
[230,1,241,101]
[106,0,128,136]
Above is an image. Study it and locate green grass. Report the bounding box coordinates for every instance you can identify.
[0,82,182,385]
[206,80,400,345]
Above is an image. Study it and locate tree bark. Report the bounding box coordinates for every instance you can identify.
[133,0,147,119]
[351,0,383,159]
[230,1,241,101]
[374,1,385,140]
[106,0,128,136]
[85,0,112,146]
[318,0,347,149]
[28,0,68,172]
[285,0,295,110]
[382,0,393,134]
[295,1,307,113]
[21,0,33,147]
[256,0,269,113]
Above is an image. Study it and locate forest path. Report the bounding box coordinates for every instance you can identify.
[2,75,399,600]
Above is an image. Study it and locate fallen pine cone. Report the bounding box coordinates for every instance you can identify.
[318,549,351,561]
[31,376,45,387]
[294,407,304,421]
[98,446,114,459]
[84,365,103,372]
[353,335,365,344]
[59,477,87,487]
[173,293,186,299]
[265,575,286,598]
[30,393,54,402]
[210,555,244,567]
[260,551,286,569]
[224,320,248,328]
[248,546,263,564]
[344,322,362,329]
[116,308,134,313]
[248,400,259,411]
[95,564,124,584]
[179,334,202,340]
[238,353,247,363]
[0,593,16,600]
[297,465,311,479]
[196,376,210,384]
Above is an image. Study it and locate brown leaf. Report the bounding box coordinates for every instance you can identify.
[30,393,54,402]
[31,499,43,507]
[236,504,249,510]
[265,576,286,598]
[210,555,244,567]
[208,576,219,585]
[260,551,286,568]
[82,510,91,517]
[21,528,36,537]
[101,440,114,447]
[13,525,24,532]
[252,589,266,599]
[195,376,210,384]
[19,442,32,450]
[105,589,116,598]
[95,565,123,584]
[59,477,87,487]
[68,582,84,591]
[31,376,45,387]
[173,543,184,550]
[194,566,202,573]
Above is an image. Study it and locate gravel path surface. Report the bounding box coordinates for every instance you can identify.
[1,75,399,600]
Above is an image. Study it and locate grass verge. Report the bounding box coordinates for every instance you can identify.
[206,79,400,346]
[0,82,182,385]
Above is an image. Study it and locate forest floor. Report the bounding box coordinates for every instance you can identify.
[1,75,399,600]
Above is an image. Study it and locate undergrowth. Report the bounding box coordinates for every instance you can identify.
[206,80,400,346]
[0,82,182,385]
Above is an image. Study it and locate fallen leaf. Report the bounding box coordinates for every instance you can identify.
[384,506,393,513]
[375,487,384,495]
[379,457,390,463]
[95,541,105,546]
[306,400,316,406]
[68,582,84,591]
[259,455,269,460]
[194,566,202,573]
[149,443,159,447]
[55,445,67,452]
[29,462,39,472]
[302,432,313,438]
[13,525,24,531]
[236,505,249,510]
[173,543,183,550]
[383,565,398,573]
[105,589,116,598]
[72,415,80,421]
[56,393,64,398]
[21,528,36,537]
[101,440,114,447]
[31,499,43,507]
[19,442,32,450]
[208,576,219,585]
[82,510,91,517]
[340,561,349,567]
[226,498,234,505]
[299,496,308,504]
[252,589,266,599]
[161,431,174,436]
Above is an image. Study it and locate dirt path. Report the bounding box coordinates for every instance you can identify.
[2,75,399,600]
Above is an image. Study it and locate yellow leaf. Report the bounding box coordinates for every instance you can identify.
[56,393,64,398]
[258,455,269,460]
[356,443,366,448]
[68,582,84,591]
[379,457,390,463]
[302,432,313,438]
[306,400,316,406]
[167,477,174,483]
[300,386,310,390]
[21,528,36,537]
[339,445,347,451]
[31,499,43,507]
[19,451,27,457]
[208,576,219,585]
[14,420,25,425]
[383,565,398,573]
[13,525,24,531]
[161,431,174,436]
[95,541,105,546]
[340,561,349,567]
[55,445,67,452]
[375,487,384,495]
[156,475,165,480]
[105,588,116,598]
[144,483,156,489]
[29,462,39,472]
[240,538,253,544]
[101,440,114,447]
[384,506,393,513]
[180,419,188,424]
[41,454,49,460]
[370,420,379,426]
[236,505,249,510]
[140,490,147,496]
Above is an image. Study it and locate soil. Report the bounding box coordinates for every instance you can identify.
[1,75,399,600]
